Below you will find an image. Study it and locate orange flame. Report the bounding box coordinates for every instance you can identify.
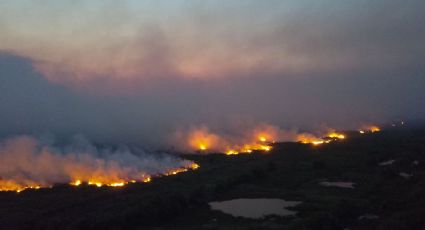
[359,125,381,134]
[296,133,325,145]
[327,132,345,139]
[68,163,199,189]
[188,127,274,155]
[1,162,199,192]
[0,179,42,193]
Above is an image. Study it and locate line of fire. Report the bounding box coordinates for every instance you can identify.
[0,124,387,193]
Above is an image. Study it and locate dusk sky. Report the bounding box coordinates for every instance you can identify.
[0,0,424,146]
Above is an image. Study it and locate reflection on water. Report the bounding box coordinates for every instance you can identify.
[209,198,301,219]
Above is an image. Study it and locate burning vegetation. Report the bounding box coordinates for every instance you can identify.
[182,124,381,153]
[296,131,346,146]
[0,136,199,193]
[359,125,381,134]
[182,125,277,155]
[1,124,382,192]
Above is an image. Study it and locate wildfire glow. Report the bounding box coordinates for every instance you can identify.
[360,125,381,133]
[70,180,82,186]
[199,144,207,151]
[260,145,272,151]
[370,126,381,132]
[297,134,325,145]
[186,126,220,152]
[0,179,42,193]
[164,163,200,176]
[297,131,344,146]
[0,136,201,193]
[184,125,275,155]
[225,150,236,155]
[68,163,199,189]
[183,123,380,153]
[327,132,345,139]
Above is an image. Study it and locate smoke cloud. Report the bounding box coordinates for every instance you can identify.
[171,123,345,154]
[0,135,197,192]
[0,1,424,149]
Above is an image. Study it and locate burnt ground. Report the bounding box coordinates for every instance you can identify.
[1,128,425,230]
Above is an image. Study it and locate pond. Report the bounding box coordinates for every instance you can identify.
[209,198,301,219]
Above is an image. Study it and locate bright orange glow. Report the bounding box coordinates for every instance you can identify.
[0,179,41,193]
[360,125,381,133]
[226,150,239,155]
[0,136,202,193]
[297,134,324,145]
[259,136,267,142]
[164,163,199,176]
[186,126,274,155]
[370,126,380,132]
[186,126,220,152]
[199,144,207,151]
[1,163,200,193]
[190,163,200,170]
[297,131,342,146]
[109,182,125,187]
[312,140,325,145]
[327,132,345,139]
[260,145,272,151]
[70,180,82,186]
[88,181,103,187]
[186,125,348,154]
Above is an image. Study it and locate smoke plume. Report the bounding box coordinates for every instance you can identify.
[0,135,197,192]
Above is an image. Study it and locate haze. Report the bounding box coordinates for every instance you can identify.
[0,0,424,147]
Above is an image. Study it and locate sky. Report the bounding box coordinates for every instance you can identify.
[0,0,424,147]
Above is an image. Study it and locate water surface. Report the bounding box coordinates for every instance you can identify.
[209,198,301,219]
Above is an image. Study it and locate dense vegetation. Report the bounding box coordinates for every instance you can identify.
[1,128,424,230]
